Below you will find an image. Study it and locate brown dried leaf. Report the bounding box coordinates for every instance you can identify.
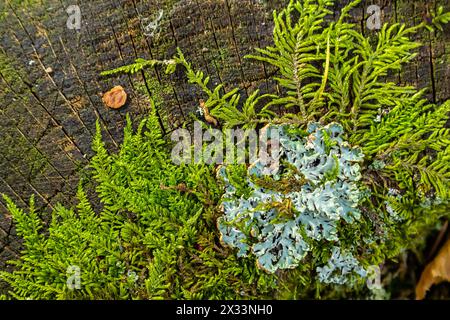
[204,114,218,126]
[199,99,218,126]
[416,237,450,300]
[102,85,127,109]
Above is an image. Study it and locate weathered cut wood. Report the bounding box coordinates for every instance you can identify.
[0,0,449,294]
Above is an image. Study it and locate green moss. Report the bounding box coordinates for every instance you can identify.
[0,53,22,91]
[0,0,42,22]
[0,112,277,300]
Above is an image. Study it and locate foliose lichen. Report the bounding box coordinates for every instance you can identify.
[316,246,367,285]
[218,123,368,278]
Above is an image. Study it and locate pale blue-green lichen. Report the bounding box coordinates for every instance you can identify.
[316,247,367,285]
[218,123,367,277]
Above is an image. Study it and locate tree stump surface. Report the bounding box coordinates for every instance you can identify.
[0,0,449,294]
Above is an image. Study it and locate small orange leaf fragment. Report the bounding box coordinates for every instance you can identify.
[416,236,450,300]
[102,85,127,109]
